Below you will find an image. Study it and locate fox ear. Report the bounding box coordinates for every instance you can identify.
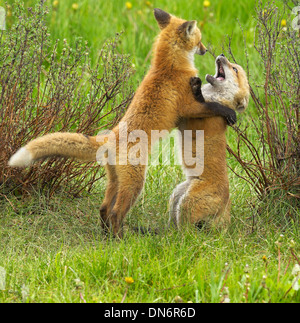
[179,20,197,37]
[154,8,171,29]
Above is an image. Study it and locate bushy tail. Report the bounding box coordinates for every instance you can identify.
[8,132,104,168]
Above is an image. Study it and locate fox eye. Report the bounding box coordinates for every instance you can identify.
[233,67,238,74]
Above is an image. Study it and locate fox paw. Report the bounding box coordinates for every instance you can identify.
[190,77,205,103]
[190,77,202,94]
[225,110,237,126]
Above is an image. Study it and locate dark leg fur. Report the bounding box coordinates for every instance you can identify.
[190,77,205,102]
[190,76,237,126]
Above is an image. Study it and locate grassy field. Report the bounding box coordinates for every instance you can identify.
[0,0,299,303]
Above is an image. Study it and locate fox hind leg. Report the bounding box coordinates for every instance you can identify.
[100,164,119,231]
[107,165,146,237]
[168,181,191,228]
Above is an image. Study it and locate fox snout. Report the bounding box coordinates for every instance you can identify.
[197,42,207,55]
[216,54,229,66]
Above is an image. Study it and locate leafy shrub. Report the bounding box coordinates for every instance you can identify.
[227,0,299,223]
[0,0,134,196]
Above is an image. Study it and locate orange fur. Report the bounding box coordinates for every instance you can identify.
[9,10,235,237]
[169,56,250,229]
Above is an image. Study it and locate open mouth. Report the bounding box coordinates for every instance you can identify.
[216,59,226,81]
[206,57,226,85]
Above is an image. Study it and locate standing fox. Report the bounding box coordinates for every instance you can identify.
[9,9,236,237]
[169,54,250,228]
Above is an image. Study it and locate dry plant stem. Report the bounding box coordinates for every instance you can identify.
[225,1,299,214]
[121,287,128,303]
[283,257,292,276]
[282,274,300,300]
[290,249,300,266]
[277,245,281,284]
[220,266,231,293]
[0,2,134,196]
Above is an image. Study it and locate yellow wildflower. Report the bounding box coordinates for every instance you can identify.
[281,19,287,27]
[203,0,211,8]
[125,277,134,284]
[53,0,59,7]
[72,3,79,11]
[146,1,152,6]
[262,255,267,262]
[126,2,133,10]
[262,10,268,17]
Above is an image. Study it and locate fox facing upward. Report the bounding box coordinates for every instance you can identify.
[9,9,236,237]
[169,55,250,229]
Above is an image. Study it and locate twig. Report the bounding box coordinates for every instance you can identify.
[0,193,17,212]
[283,257,292,276]
[277,244,281,284]
[220,266,231,293]
[290,249,300,266]
[80,293,86,303]
[121,287,128,303]
[282,274,300,299]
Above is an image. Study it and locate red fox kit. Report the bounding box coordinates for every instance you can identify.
[9,10,236,237]
[169,54,250,228]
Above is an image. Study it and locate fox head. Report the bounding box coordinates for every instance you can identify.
[204,54,250,112]
[153,8,207,57]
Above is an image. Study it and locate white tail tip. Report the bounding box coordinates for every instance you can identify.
[8,147,33,168]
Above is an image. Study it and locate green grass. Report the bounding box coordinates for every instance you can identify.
[0,181,299,303]
[2,0,276,82]
[0,0,299,303]
[1,164,299,303]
